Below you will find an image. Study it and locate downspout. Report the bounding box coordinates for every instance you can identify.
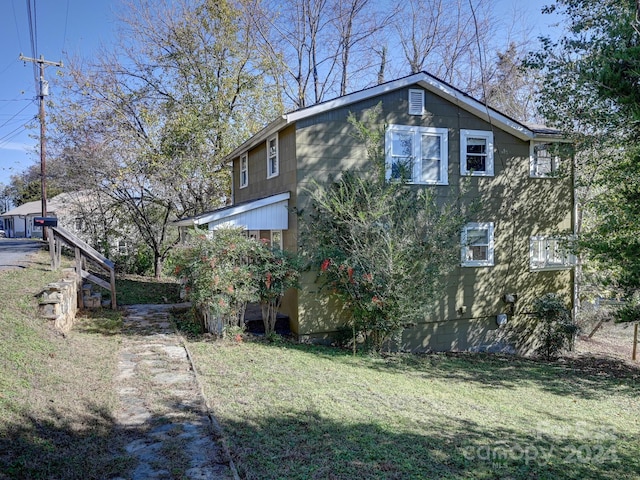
[229,162,235,206]
[572,150,579,325]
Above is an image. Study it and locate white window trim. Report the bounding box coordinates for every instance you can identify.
[270,229,283,250]
[267,134,279,179]
[408,88,425,115]
[240,153,248,188]
[530,141,561,178]
[460,129,494,177]
[530,236,575,271]
[461,222,495,267]
[385,124,449,185]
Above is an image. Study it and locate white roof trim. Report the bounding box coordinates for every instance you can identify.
[223,72,549,163]
[225,117,287,165]
[173,192,291,227]
[414,77,534,140]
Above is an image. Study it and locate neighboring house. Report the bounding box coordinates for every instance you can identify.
[0,192,133,256]
[1,193,91,239]
[175,71,575,353]
[0,199,50,238]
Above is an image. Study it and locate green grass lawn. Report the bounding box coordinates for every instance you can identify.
[184,335,640,480]
[0,252,132,479]
[115,274,180,305]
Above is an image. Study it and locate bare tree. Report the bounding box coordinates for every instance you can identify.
[247,0,394,108]
[392,0,493,92]
[482,42,542,123]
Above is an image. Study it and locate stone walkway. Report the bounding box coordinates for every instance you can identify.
[114,304,237,480]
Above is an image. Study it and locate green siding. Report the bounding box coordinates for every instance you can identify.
[293,85,573,351]
[229,84,573,352]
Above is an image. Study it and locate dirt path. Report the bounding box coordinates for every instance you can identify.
[574,320,638,364]
[114,304,237,480]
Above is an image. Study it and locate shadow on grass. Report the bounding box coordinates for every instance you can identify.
[3,400,634,480]
[0,392,228,480]
[0,403,135,480]
[226,337,640,401]
[219,411,637,480]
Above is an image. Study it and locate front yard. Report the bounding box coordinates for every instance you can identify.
[184,332,640,479]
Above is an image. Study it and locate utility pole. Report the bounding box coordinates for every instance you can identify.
[19,54,63,239]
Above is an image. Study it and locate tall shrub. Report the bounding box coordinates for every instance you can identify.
[532,293,578,360]
[170,229,260,336]
[253,244,301,337]
[302,107,467,352]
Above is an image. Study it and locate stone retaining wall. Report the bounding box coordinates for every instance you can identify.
[39,268,80,333]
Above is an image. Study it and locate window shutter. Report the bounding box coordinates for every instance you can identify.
[408,89,424,115]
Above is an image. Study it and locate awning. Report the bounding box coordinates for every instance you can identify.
[173,192,290,230]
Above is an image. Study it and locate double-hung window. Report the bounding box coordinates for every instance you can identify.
[460,130,494,176]
[530,236,575,270]
[530,142,561,178]
[240,153,248,188]
[386,125,448,185]
[461,222,494,267]
[267,135,279,178]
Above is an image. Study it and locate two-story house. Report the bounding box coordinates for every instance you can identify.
[175,72,574,353]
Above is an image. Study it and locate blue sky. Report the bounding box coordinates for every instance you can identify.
[0,0,559,188]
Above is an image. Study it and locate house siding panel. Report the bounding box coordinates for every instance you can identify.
[224,80,572,352]
[291,85,573,352]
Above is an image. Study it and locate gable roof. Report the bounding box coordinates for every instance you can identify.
[0,200,43,217]
[224,71,562,162]
[0,192,89,218]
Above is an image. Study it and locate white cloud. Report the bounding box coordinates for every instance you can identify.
[0,142,32,152]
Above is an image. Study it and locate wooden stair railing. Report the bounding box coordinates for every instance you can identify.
[48,226,117,310]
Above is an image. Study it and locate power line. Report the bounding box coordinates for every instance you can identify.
[12,1,23,53]
[26,0,39,94]
[62,0,70,53]
[0,101,36,129]
[0,118,36,147]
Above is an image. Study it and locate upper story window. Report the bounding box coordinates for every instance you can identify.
[530,236,575,270]
[240,153,248,188]
[460,130,494,177]
[408,89,425,115]
[530,142,561,178]
[267,135,279,179]
[461,222,495,267]
[385,124,448,185]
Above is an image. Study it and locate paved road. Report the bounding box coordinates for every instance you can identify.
[0,238,45,270]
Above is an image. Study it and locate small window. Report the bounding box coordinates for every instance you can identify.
[462,222,495,267]
[247,230,259,241]
[408,89,425,115]
[270,230,283,250]
[530,236,575,270]
[530,142,561,178]
[118,240,128,255]
[267,135,279,178]
[74,218,84,231]
[460,130,494,176]
[240,153,248,188]
[385,125,448,185]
